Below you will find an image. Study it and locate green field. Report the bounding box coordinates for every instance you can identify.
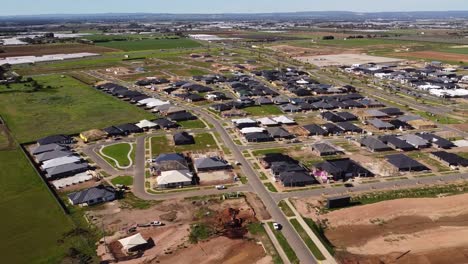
[101,143,133,167]
[267,222,299,264]
[0,75,153,143]
[0,148,94,263]
[178,119,206,129]
[243,105,283,116]
[110,175,134,186]
[278,200,295,217]
[289,218,325,260]
[150,133,218,156]
[96,38,202,51]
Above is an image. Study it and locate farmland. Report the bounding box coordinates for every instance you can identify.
[0,43,117,57]
[0,74,153,143]
[95,38,202,51]
[0,148,95,263]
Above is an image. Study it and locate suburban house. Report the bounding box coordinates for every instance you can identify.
[32,143,68,155]
[430,151,468,168]
[173,132,195,145]
[37,135,73,146]
[262,153,316,187]
[67,185,116,206]
[314,158,372,182]
[135,120,158,130]
[379,107,404,116]
[41,156,82,170]
[398,134,430,149]
[45,162,89,179]
[115,123,144,134]
[153,153,188,173]
[153,118,179,129]
[36,150,74,163]
[417,133,455,149]
[312,142,341,156]
[194,156,231,172]
[167,112,197,122]
[358,136,392,152]
[336,122,363,133]
[368,118,395,130]
[245,132,274,142]
[302,124,328,136]
[157,170,193,188]
[257,117,278,126]
[103,126,127,137]
[386,154,429,172]
[266,127,293,139]
[379,135,415,151]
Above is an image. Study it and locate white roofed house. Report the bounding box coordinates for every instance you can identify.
[41,155,81,170]
[256,117,278,126]
[135,119,158,130]
[272,115,296,125]
[157,170,193,188]
[240,127,266,134]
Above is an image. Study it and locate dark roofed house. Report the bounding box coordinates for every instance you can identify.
[153,153,188,172]
[368,119,395,130]
[303,124,328,136]
[266,127,293,139]
[320,111,345,123]
[417,133,455,149]
[45,162,89,180]
[255,96,273,105]
[379,135,415,151]
[32,143,67,155]
[386,154,429,172]
[115,123,143,134]
[36,150,74,163]
[336,122,363,133]
[379,107,404,116]
[167,112,197,122]
[312,142,341,156]
[245,132,274,142]
[103,126,126,137]
[322,123,344,135]
[173,132,195,145]
[389,119,413,130]
[359,136,392,152]
[431,151,468,168]
[336,112,358,121]
[278,171,317,187]
[194,156,231,172]
[67,185,116,206]
[315,158,372,181]
[260,153,297,168]
[37,135,73,146]
[280,104,301,113]
[153,118,179,129]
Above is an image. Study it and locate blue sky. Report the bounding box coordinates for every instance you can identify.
[2,0,467,16]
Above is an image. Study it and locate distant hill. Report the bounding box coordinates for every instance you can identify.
[1,11,468,22]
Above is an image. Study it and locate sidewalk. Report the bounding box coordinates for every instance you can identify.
[284,199,337,264]
[263,221,292,264]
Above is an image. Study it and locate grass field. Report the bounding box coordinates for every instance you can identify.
[0,148,95,263]
[110,175,134,186]
[243,105,283,116]
[289,218,326,260]
[278,200,295,217]
[150,133,218,156]
[96,38,202,51]
[178,119,206,129]
[415,111,461,124]
[267,222,299,264]
[101,143,133,167]
[0,75,153,143]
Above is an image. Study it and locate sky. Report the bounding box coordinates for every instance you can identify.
[2,0,468,16]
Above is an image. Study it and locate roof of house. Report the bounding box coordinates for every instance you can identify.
[336,112,358,121]
[303,124,328,135]
[41,156,81,170]
[280,104,301,112]
[37,134,72,145]
[256,117,278,126]
[379,107,404,116]
[321,111,345,123]
[315,158,371,176]
[232,118,257,124]
[386,154,429,171]
[32,143,66,155]
[322,123,344,134]
[417,133,455,148]
[115,123,143,133]
[45,162,88,179]
[364,109,388,118]
[368,118,395,129]
[118,233,148,251]
[312,142,339,154]
[68,185,116,205]
[173,132,194,145]
[379,135,414,150]
[135,119,158,129]
[244,132,274,141]
[336,122,362,132]
[261,153,297,167]
[272,115,295,124]
[36,150,74,163]
[167,112,196,121]
[431,151,468,167]
[154,153,185,163]
[153,118,178,128]
[194,157,230,170]
[103,126,125,136]
[398,134,429,147]
[158,170,193,185]
[397,114,422,122]
[266,127,292,138]
[359,136,392,151]
[278,171,316,186]
[241,127,266,134]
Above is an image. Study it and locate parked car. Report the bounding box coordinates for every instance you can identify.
[273,222,282,230]
[150,221,163,226]
[215,185,226,190]
[344,183,354,188]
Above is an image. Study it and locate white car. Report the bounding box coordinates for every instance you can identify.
[150,221,163,226]
[215,185,226,190]
[273,222,282,230]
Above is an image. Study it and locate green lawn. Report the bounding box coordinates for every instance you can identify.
[178,119,206,129]
[267,222,299,264]
[289,218,326,260]
[415,111,461,124]
[303,218,335,255]
[0,148,94,263]
[252,148,288,157]
[278,200,295,217]
[243,105,283,116]
[101,143,133,167]
[150,135,173,156]
[96,38,202,51]
[0,75,154,143]
[150,133,218,156]
[110,175,134,186]
[264,182,278,192]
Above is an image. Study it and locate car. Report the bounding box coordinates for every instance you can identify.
[273,222,282,230]
[147,158,155,163]
[215,185,226,190]
[344,183,354,188]
[234,161,241,165]
[150,221,163,226]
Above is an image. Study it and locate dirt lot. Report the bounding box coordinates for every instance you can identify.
[293,193,468,264]
[91,195,270,263]
[0,43,118,57]
[396,51,468,63]
[296,53,405,67]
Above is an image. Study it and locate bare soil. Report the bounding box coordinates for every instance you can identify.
[293,193,468,264]
[268,44,360,57]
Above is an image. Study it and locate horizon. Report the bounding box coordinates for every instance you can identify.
[2,0,468,16]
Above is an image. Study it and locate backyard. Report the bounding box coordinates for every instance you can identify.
[0,74,153,143]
